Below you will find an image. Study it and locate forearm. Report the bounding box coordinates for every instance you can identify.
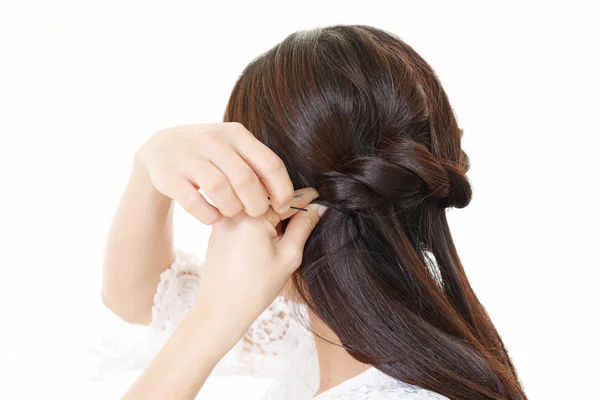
[122,294,246,399]
[102,157,175,324]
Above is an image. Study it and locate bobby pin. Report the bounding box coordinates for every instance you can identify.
[268,194,305,199]
[267,193,308,212]
[267,193,305,199]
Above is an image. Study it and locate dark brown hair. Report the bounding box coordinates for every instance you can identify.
[224,25,527,400]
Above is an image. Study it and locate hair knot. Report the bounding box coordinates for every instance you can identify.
[317,140,471,212]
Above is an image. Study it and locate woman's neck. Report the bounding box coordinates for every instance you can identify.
[280,281,371,396]
[308,310,371,396]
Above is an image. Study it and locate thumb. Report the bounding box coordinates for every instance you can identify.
[276,203,328,270]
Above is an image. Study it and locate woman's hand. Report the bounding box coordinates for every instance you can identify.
[135,123,295,224]
[196,187,325,341]
[122,188,326,400]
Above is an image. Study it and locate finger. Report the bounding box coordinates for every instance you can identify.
[265,206,281,229]
[264,210,280,239]
[276,203,327,271]
[188,159,244,218]
[266,188,319,241]
[205,143,270,217]
[226,123,294,213]
[277,188,320,221]
[170,176,221,225]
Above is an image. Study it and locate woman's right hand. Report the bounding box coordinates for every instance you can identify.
[135,123,295,224]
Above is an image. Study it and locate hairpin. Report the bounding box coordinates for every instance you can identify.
[290,193,308,211]
[268,193,308,212]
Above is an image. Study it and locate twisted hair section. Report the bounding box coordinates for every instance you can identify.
[225,25,526,400]
[317,136,471,214]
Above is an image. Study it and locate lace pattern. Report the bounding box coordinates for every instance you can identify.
[147,250,313,381]
[150,249,202,333]
[240,296,298,356]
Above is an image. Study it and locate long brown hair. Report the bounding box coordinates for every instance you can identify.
[224,25,527,400]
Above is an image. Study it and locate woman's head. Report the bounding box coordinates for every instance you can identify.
[226,25,470,213]
[225,25,526,400]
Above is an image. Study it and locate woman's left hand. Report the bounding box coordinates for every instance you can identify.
[123,188,326,400]
[194,187,326,346]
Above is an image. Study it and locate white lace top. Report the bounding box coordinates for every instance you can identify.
[98,249,448,400]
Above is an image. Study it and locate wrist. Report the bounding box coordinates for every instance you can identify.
[161,303,247,370]
[186,295,254,354]
[128,303,233,398]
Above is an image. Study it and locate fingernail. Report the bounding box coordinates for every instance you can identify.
[279,204,290,213]
[317,205,328,217]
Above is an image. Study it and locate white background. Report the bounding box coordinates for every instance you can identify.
[1,1,598,399]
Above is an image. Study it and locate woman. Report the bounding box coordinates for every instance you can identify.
[102,25,527,399]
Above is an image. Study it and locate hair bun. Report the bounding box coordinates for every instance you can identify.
[317,139,471,213]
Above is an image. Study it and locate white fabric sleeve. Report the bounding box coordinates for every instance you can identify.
[149,249,203,334]
[89,249,202,381]
[122,249,304,379]
[319,381,449,400]
[91,248,316,394]
[150,249,306,378]
[322,389,448,400]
